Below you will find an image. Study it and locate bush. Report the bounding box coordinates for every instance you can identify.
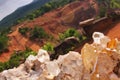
[99,7,107,17]
[18,27,29,35]
[30,27,48,40]
[19,26,51,41]
[59,28,83,41]
[42,42,54,53]
[0,48,36,72]
[0,35,9,53]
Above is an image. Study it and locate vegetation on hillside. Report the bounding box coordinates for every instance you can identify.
[0,0,51,29]
[59,28,86,42]
[15,0,120,25]
[99,7,107,17]
[19,26,50,41]
[15,0,76,25]
[110,0,120,8]
[42,42,54,54]
[30,27,49,40]
[97,0,120,17]
[0,29,10,54]
[0,35,9,54]
[0,48,36,72]
[97,0,120,8]
[19,27,29,36]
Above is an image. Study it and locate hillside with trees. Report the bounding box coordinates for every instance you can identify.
[0,0,51,29]
[0,0,76,29]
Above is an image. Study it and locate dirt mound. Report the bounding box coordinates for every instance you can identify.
[61,0,98,26]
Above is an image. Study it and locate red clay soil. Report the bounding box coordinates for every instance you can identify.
[106,22,120,39]
[0,0,98,62]
[0,27,40,62]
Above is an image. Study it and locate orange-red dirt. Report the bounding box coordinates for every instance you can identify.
[107,22,120,39]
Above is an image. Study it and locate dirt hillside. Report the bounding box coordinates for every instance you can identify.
[0,0,99,62]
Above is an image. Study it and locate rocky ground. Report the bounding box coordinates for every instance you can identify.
[0,32,120,80]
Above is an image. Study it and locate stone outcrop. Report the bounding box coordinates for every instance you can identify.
[0,49,86,80]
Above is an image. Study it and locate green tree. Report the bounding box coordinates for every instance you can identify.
[30,27,48,40]
[19,27,29,35]
[26,13,36,20]
[0,35,9,53]
[42,3,52,12]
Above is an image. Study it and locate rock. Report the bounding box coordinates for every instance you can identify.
[81,43,98,72]
[91,53,114,80]
[46,61,60,77]
[24,55,37,72]
[37,49,50,63]
[0,64,29,80]
[0,50,85,80]
[92,32,110,48]
[55,51,86,80]
[1,32,120,80]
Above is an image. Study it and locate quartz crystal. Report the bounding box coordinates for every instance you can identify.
[46,61,60,77]
[92,32,105,44]
[37,49,50,63]
[81,43,98,72]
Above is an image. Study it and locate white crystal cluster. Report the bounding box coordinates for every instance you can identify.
[0,32,120,80]
[92,32,110,48]
[0,49,84,80]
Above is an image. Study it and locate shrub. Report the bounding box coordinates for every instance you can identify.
[99,7,107,17]
[59,28,83,41]
[42,42,54,53]
[18,27,29,35]
[30,27,48,40]
[0,35,9,53]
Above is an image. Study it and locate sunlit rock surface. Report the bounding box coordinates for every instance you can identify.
[0,32,120,80]
[0,50,86,80]
[82,32,120,80]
